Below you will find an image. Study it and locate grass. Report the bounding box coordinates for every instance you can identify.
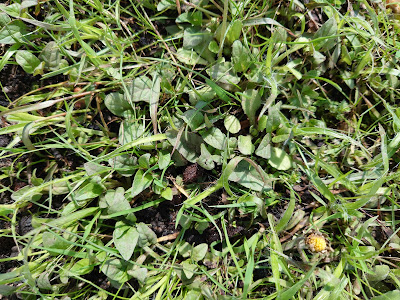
[1,0,400,299]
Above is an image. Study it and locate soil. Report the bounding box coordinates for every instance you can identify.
[0,65,36,107]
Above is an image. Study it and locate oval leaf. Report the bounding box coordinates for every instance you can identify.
[113,221,139,261]
[268,147,292,170]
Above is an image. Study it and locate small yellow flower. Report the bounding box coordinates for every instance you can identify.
[306,232,328,253]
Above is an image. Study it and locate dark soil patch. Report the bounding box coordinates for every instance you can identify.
[0,220,19,274]
[0,65,36,106]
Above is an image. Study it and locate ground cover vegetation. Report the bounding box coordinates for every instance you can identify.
[1,0,400,299]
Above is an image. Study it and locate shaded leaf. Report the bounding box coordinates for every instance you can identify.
[101,258,130,283]
[100,187,132,215]
[183,26,204,49]
[113,221,139,261]
[208,62,240,85]
[108,154,137,176]
[197,143,215,170]
[131,169,153,198]
[242,89,262,125]
[105,92,132,117]
[202,127,227,150]
[314,18,338,51]
[127,268,148,284]
[176,48,208,65]
[136,222,157,247]
[232,40,252,72]
[0,20,28,44]
[166,129,203,163]
[268,147,292,171]
[255,134,271,159]
[15,50,40,74]
[228,160,271,192]
[238,135,254,155]
[192,243,208,262]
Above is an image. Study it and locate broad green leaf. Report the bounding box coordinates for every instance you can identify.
[0,205,14,217]
[0,20,28,44]
[187,86,216,105]
[208,62,240,85]
[127,76,154,103]
[202,127,227,150]
[119,120,147,145]
[107,76,159,114]
[15,50,40,74]
[268,147,292,170]
[113,221,139,261]
[1,3,21,17]
[105,92,131,116]
[127,268,148,284]
[37,272,52,290]
[216,20,243,44]
[266,105,281,133]
[184,290,203,300]
[182,260,197,279]
[138,153,151,169]
[176,48,208,65]
[42,232,71,256]
[0,284,18,296]
[158,150,171,170]
[314,17,338,51]
[208,40,219,53]
[176,11,202,26]
[20,1,38,10]
[157,0,176,10]
[166,129,203,163]
[224,115,241,134]
[101,258,131,283]
[106,68,122,80]
[39,41,67,71]
[100,187,131,215]
[181,104,205,131]
[131,169,153,198]
[68,258,94,276]
[232,40,252,72]
[255,134,271,159]
[371,290,400,300]
[74,181,104,205]
[179,241,192,257]
[366,265,390,282]
[84,161,109,176]
[183,27,204,49]
[191,243,208,262]
[242,89,261,125]
[226,20,243,44]
[161,187,173,200]
[238,135,254,155]
[108,154,137,176]
[136,222,157,247]
[11,185,42,203]
[197,143,215,170]
[228,160,271,192]
[0,13,11,26]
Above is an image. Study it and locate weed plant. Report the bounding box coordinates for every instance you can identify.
[1,0,400,299]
